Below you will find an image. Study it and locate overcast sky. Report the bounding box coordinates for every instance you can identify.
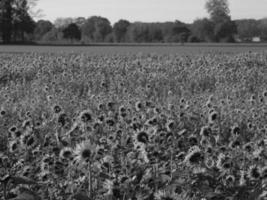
[36,0,267,24]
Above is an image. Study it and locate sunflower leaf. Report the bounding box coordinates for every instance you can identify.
[72,192,91,200]
[10,176,38,185]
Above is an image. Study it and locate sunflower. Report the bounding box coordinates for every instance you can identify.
[74,141,96,164]
[247,165,261,180]
[231,124,241,136]
[20,132,31,148]
[188,135,198,146]
[135,100,143,112]
[200,126,211,137]
[136,131,149,144]
[184,146,204,166]
[8,126,17,135]
[21,133,38,149]
[225,175,235,186]
[78,110,93,123]
[59,147,73,160]
[53,105,62,114]
[216,153,231,171]
[9,140,19,153]
[208,111,219,124]
[204,157,215,169]
[103,179,114,196]
[229,139,242,149]
[39,170,50,183]
[166,120,175,132]
[176,151,186,162]
[243,142,254,153]
[154,190,177,200]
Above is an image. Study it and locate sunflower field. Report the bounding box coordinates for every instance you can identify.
[0,52,266,200]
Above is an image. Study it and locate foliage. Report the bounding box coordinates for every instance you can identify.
[34,20,54,41]
[0,0,35,43]
[205,0,230,23]
[113,19,130,42]
[63,23,81,41]
[191,18,215,42]
[81,16,112,42]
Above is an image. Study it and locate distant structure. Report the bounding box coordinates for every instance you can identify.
[252,37,261,42]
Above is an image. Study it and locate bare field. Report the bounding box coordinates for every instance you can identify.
[0,43,267,55]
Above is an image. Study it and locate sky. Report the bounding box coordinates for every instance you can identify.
[36,0,267,24]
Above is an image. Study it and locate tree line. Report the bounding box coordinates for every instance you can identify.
[0,0,267,44]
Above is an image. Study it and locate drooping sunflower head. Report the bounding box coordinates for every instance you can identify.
[208,110,219,124]
[184,146,204,166]
[9,140,20,153]
[200,126,211,137]
[59,147,73,160]
[136,131,149,144]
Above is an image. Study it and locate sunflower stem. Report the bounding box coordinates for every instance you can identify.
[170,150,173,182]
[88,161,93,199]
[3,183,7,200]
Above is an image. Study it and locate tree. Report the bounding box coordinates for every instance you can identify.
[258,18,267,41]
[12,0,36,41]
[41,27,63,42]
[63,23,81,41]
[34,20,54,40]
[113,19,130,42]
[54,17,74,28]
[191,18,215,42]
[126,23,150,42]
[205,0,236,42]
[0,0,36,43]
[214,20,236,42]
[171,21,190,43]
[74,17,86,28]
[205,0,230,23]
[0,0,13,43]
[235,19,260,41]
[81,16,112,42]
[93,17,112,42]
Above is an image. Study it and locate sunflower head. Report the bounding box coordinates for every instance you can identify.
[200,126,211,137]
[136,131,149,144]
[79,110,93,123]
[60,147,73,160]
[74,141,96,164]
[243,142,254,153]
[135,100,143,111]
[185,146,204,166]
[231,124,241,136]
[208,111,219,124]
[205,157,215,169]
[248,165,261,180]
[9,140,19,153]
[53,105,62,114]
[225,175,236,186]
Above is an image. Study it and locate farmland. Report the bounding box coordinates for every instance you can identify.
[0,43,267,55]
[0,48,266,200]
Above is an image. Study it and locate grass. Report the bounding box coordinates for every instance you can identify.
[0,50,266,200]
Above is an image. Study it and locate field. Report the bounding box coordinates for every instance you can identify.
[0,43,267,55]
[0,47,266,200]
